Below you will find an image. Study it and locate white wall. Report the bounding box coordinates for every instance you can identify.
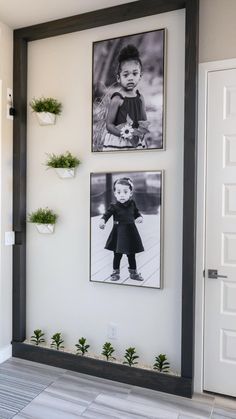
[199,0,236,63]
[27,10,185,370]
[0,22,13,361]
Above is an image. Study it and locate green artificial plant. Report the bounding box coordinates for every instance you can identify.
[30,329,45,346]
[28,207,58,224]
[75,337,90,356]
[153,354,170,373]
[102,342,115,361]
[123,347,139,367]
[30,97,62,115]
[46,151,80,169]
[50,332,64,350]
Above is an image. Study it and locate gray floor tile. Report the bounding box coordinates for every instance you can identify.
[0,358,65,385]
[1,358,236,419]
[126,388,212,418]
[13,368,132,419]
[82,405,147,419]
[66,371,132,391]
[14,390,85,418]
[0,409,15,419]
[212,409,236,419]
[82,393,179,418]
[212,395,236,419]
[178,415,209,419]
[0,358,65,419]
[59,371,132,397]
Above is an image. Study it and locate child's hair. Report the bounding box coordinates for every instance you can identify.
[113,177,134,191]
[117,44,142,75]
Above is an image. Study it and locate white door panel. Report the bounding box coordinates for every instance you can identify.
[204,68,236,397]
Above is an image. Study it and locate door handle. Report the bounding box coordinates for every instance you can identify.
[208,269,228,279]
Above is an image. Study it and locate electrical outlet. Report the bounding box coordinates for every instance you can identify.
[107,323,118,340]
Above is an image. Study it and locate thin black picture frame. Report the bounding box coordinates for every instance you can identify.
[89,170,163,289]
[12,0,199,398]
[91,27,166,152]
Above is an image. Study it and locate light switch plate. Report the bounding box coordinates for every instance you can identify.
[5,231,15,246]
[7,88,13,120]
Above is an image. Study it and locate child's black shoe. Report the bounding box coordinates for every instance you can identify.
[128,268,144,281]
[110,269,120,281]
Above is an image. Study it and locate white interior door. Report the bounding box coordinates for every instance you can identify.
[204,68,236,397]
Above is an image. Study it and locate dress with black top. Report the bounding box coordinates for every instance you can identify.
[101,199,144,254]
[102,90,146,150]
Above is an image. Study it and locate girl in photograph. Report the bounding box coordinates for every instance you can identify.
[102,44,149,151]
[99,177,144,281]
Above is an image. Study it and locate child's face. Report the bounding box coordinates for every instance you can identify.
[114,184,132,203]
[117,60,142,91]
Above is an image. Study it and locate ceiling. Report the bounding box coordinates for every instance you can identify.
[0,0,136,29]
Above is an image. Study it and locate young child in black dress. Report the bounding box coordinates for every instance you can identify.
[99,177,144,281]
[102,44,149,150]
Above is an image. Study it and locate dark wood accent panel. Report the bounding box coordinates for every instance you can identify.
[14,0,185,41]
[181,0,199,379]
[13,245,26,341]
[12,342,192,398]
[13,36,27,342]
[13,36,27,231]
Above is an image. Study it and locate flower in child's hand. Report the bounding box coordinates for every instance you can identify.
[99,219,105,229]
[136,216,143,224]
[120,124,134,140]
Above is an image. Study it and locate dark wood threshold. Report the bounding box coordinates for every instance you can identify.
[12,342,192,398]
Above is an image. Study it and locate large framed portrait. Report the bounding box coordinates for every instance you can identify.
[92,28,165,152]
[90,171,163,289]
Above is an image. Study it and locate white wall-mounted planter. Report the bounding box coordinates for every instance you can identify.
[36,112,56,126]
[35,223,55,234]
[55,168,75,179]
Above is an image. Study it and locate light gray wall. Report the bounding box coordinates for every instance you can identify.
[0,22,13,361]
[26,10,185,371]
[199,0,236,63]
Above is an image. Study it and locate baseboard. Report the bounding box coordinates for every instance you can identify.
[12,342,193,398]
[0,344,12,363]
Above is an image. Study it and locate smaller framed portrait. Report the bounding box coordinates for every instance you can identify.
[90,171,163,289]
[92,28,165,152]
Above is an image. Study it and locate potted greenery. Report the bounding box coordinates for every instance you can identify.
[102,342,115,361]
[123,347,139,367]
[30,329,45,346]
[30,97,62,125]
[153,354,170,373]
[50,332,64,351]
[28,207,58,234]
[45,151,81,178]
[75,337,90,356]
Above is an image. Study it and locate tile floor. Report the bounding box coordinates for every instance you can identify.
[0,358,235,418]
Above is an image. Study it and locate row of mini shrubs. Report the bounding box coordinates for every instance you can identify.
[30,329,170,372]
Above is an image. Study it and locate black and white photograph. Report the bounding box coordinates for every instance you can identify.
[90,171,163,288]
[92,29,165,152]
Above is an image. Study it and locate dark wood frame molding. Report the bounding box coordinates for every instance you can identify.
[12,0,199,398]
